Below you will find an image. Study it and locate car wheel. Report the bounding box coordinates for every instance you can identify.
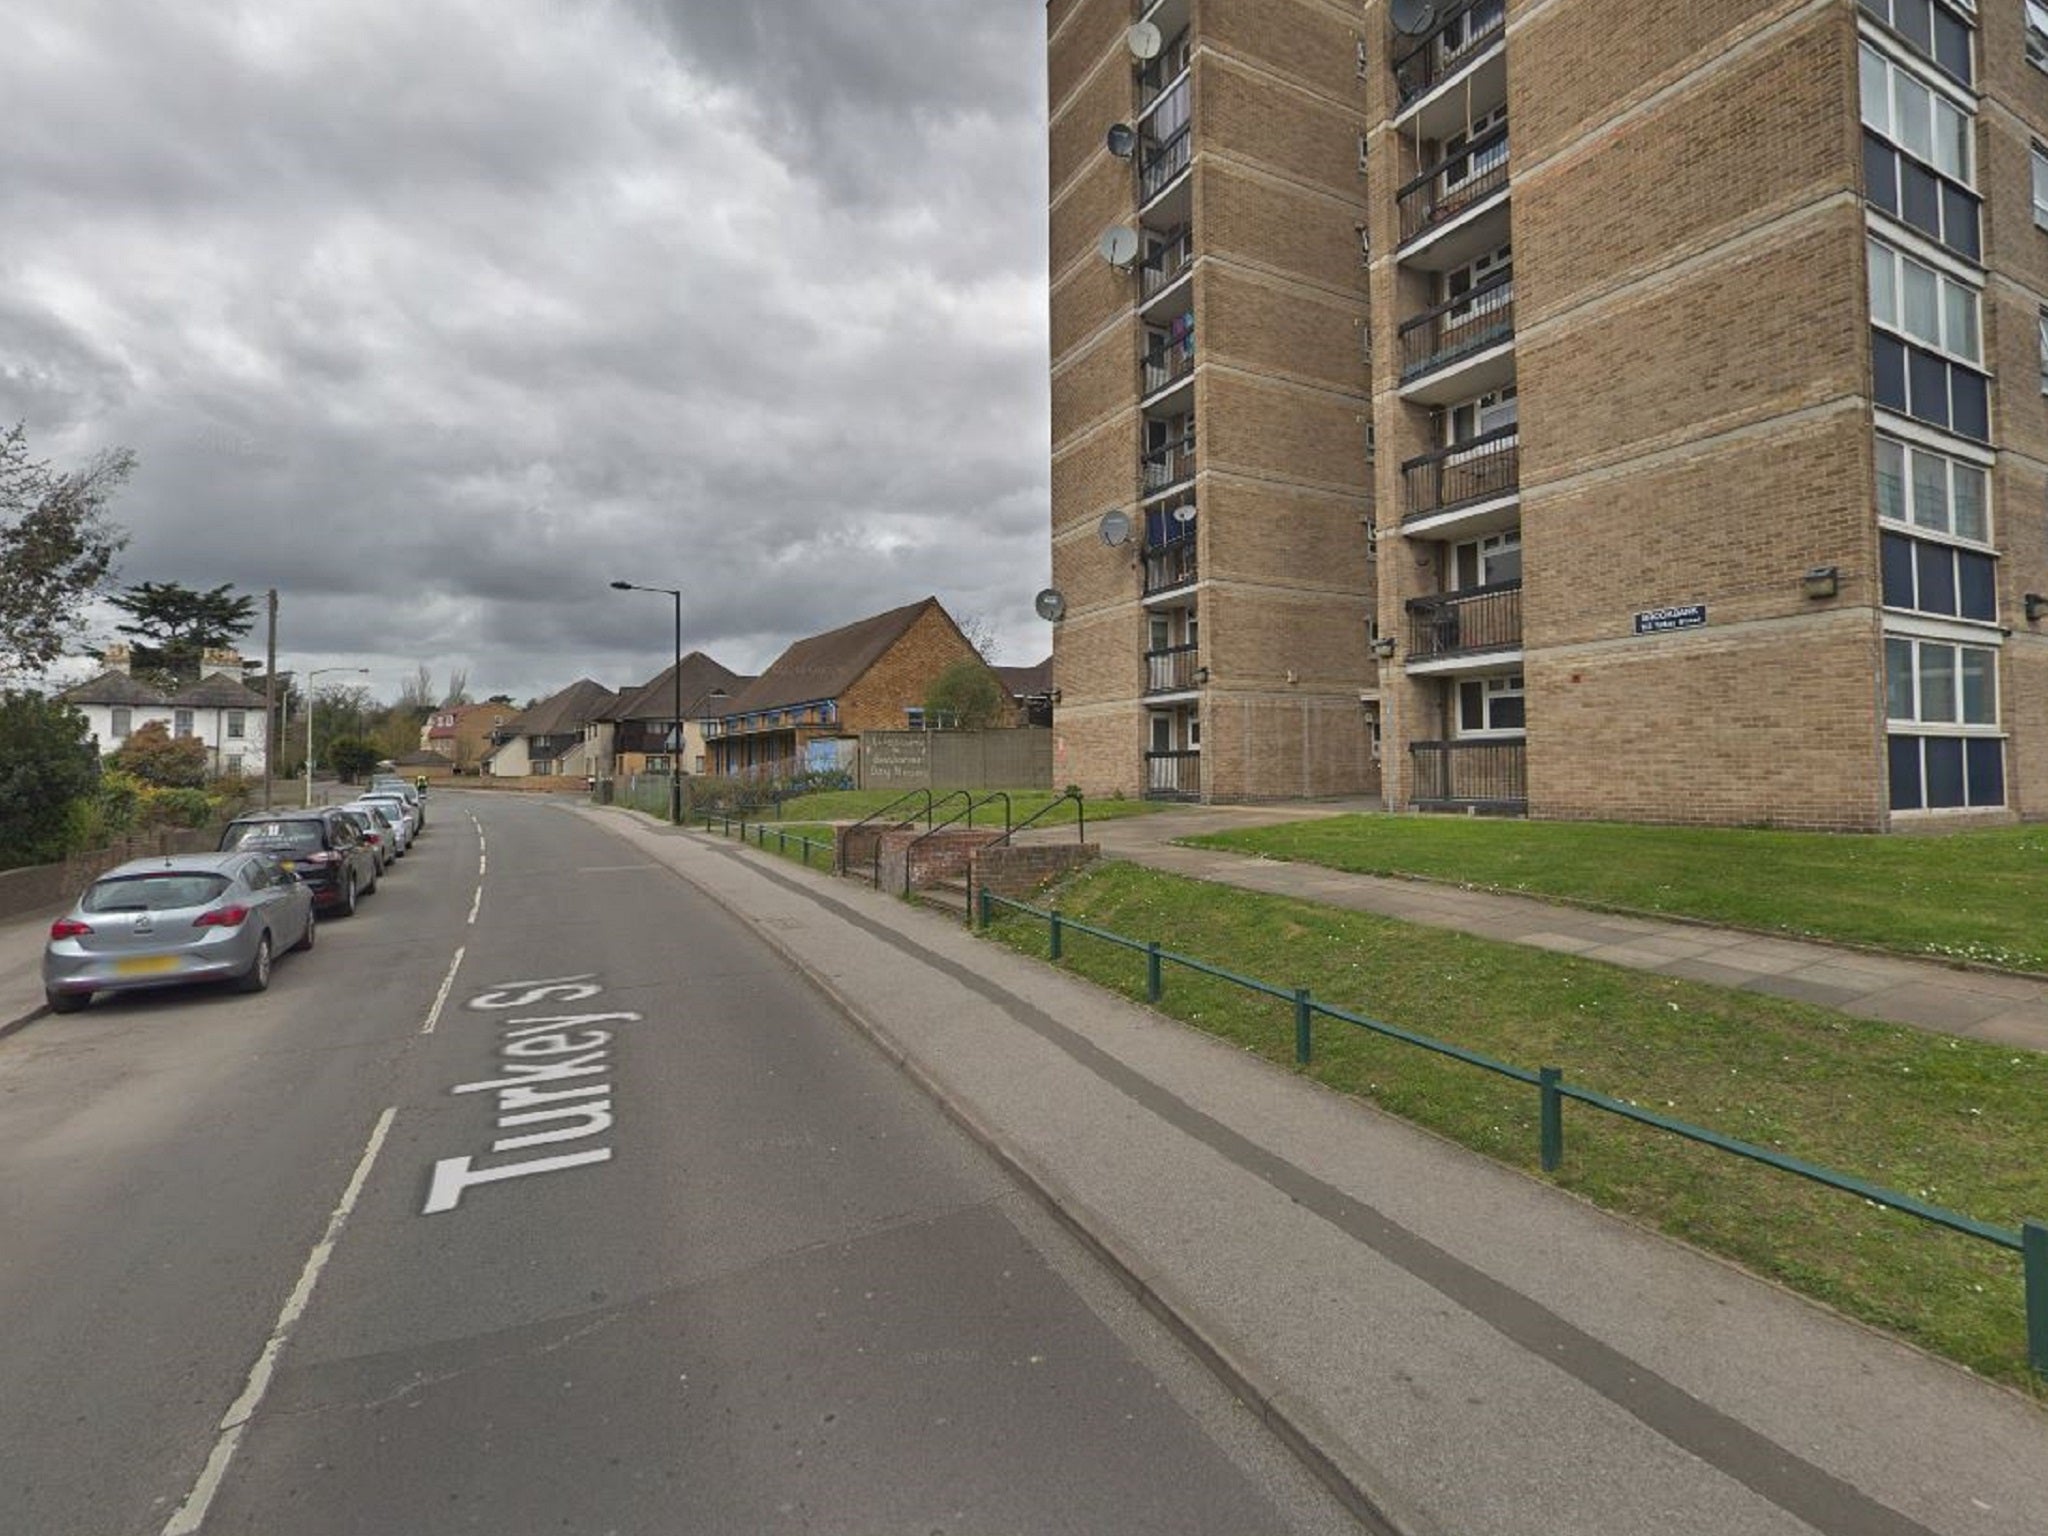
[365,861,379,895]
[340,871,357,916]
[237,933,274,993]
[46,989,90,1014]
[293,907,317,952]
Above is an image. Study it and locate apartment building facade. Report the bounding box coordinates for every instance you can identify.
[1047,0,1380,803]
[1050,0,2048,828]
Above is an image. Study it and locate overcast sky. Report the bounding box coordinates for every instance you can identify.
[2,0,1051,704]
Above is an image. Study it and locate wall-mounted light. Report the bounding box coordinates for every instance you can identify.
[1193,666,1210,685]
[1369,637,1397,659]
[1801,565,1840,600]
[2026,593,2048,623]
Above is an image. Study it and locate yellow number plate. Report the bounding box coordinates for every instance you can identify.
[114,955,181,976]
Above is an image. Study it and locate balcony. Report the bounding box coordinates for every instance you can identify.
[1397,124,1509,248]
[1140,124,1192,203]
[1404,580,1522,663]
[1141,435,1196,497]
[1145,748,1201,800]
[1393,0,1507,109]
[1401,427,1519,525]
[1136,25,1192,112]
[1409,737,1525,812]
[1140,228,1194,304]
[1398,273,1514,398]
[1143,534,1198,597]
[1144,642,1201,694]
[1143,336,1195,398]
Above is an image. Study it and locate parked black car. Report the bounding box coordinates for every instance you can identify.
[217,809,380,916]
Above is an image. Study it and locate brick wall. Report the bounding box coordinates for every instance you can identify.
[838,606,998,735]
[969,842,1102,912]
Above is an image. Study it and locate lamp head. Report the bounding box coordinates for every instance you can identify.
[609,580,633,591]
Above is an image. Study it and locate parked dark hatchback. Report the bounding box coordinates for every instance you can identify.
[217,810,379,915]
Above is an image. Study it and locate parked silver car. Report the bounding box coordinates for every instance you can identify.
[351,793,416,854]
[43,852,317,1013]
[336,803,399,870]
[367,777,426,831]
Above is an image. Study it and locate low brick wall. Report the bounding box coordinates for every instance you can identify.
[968,842,1100,912]
[0,828,221,924]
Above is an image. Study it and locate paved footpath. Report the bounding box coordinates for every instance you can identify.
[582,807,2041,1536]
[1064,804,2048,1054]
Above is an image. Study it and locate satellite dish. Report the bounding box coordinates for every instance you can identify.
[1172,504,1198,523]
[1097,224,1140,269]
[1097,509,1131,547]
[1390,0,1438,36]
[1127,21,1163,60]
[1034,588,1068,623]
[1105,123,1137,159]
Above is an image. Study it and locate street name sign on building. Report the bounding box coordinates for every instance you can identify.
[1633,605,1707,636]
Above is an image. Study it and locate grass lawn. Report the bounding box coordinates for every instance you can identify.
[1185,816,2048,972]
[981,861,2048,1393]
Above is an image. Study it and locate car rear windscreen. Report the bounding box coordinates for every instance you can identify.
[83,873,233,913]
[225,821,325,852]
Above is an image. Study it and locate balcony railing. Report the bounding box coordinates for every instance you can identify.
[1145,748,1201,799]
[1397,123,1509,244]
[1393,0,1507,106]
[1143,337,1195,396]
[1409,737,1525,810]
[1399,271,1514,383]
[1142,435,1196,494]
[1140,229,1194,300]
[1404,580,1522,660]
[1140,125,1193,202]
[1401,426,1520,519]
[1143,535,1198,595]
[1144,642,1201,693]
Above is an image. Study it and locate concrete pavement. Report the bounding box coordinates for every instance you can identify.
[1067,805,2048,1054]
[582,805,2048,1536]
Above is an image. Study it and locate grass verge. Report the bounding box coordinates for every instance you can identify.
[1185,816,2048,971]
[982,860,2048,1394]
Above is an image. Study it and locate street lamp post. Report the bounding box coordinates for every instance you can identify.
[610,581,684,825]
[305,665,370,807]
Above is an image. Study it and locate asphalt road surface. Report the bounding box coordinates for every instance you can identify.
[0,792,1360,1535]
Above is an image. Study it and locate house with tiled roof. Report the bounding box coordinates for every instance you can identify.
[590,653,752,782]
[56,668,270,778]
[483,679,617,778]
[993,658,1056,728]
[419,702,505,773]
[705,597,1006,779]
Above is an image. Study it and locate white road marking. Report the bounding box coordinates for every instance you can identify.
[467,885,482,925]
[479,852,488,874]
[161,1106,397,1536]
[420,946,467,1035]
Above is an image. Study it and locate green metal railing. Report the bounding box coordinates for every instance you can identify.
[978,888,2048,1377]
[695,810,834,870]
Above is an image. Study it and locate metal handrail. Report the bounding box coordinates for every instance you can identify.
[901,791,1012,895]
[872,789,972,887]
[974,887,2048,1376]
[1397,268,1514,338]
[841,788,933,875]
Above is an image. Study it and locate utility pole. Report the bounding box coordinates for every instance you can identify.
[262,588,277,810]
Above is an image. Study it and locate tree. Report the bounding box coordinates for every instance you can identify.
[107,580,256,687]
[954,611,999,661]
[107,719,208,789]
[440,669,471,707]
[0,691,99,866]
[924,659,1007,731]
[326,736,380,783]
[0,423,132,679]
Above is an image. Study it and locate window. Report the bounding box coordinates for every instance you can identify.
[1889,733,2004,809]
[1452,529,1522,588]
[1874,436,1988,539]
[110,707,131,738]
[1868,237,1979,362]
[646,755,670,773]
[1447,387,1518,445]
[1871,329,1990,438]
[1440,106,1507,195]
[1885,635,1997,724]
[1881,531,1996,618]
[1858,0,1975,84]
[225,755,244,778]
[1858,44,1973,183]
[173,708,194,738]
[2029,0,2048,68]
[2040,309,2048,394]
[2034,144,2048,228]
[1457,674,1524,734]
[226,710,246,739]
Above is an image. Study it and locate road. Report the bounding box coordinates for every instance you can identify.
[0,792,1359,1535]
